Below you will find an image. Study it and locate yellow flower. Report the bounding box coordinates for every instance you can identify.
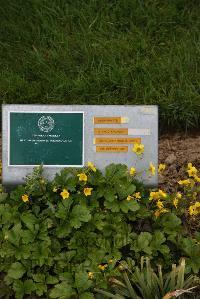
[88,272,94,279]
[60,189,70,200]
[129,167,136,176]
[53,187,58,192]
[132,143,144,155]
[126,195,133,201]
[108,259,113,264]
[155,208,169,217]
[22,194,29,202]
[189,202,200,216]
[160,208,169,214]
[98,264,108,271]
[149,191,159,201]
[156,200,164,210]
[158,163,166,173]
[187,166,198,178]
[134,192,141,200]
[149,162,156,176]
[176,192,182,199]
[149,190,167,201]
[190,179,195,187]
[194,201,200,209]
[87,161,96,172]
[158,189,167,198]
[194,176,200,183]
[178,179,191,186]
[77,173,88,182]
[84,187,93,196]
[189,205,195,216]
[154,210,161,218]
[193,192,198,199]
[188,163,193,169]
[173,198,179,209]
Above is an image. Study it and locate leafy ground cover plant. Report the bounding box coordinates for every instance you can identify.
[94,257,200,299]
[0,160,200,298]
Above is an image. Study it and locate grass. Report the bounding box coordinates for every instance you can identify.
[0,0,200,131]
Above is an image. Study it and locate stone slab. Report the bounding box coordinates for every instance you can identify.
[2,104,158,186]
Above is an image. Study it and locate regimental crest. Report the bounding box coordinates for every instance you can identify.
[38,116,55,133]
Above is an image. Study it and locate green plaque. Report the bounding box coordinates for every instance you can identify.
[9,112,84,166]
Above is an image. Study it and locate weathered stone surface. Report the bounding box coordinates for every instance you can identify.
[2,104,158,186]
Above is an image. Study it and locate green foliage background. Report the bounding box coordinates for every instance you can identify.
[0,0,200,130]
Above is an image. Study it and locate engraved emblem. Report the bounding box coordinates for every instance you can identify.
[38,116,55,133]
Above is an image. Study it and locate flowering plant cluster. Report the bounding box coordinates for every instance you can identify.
[148,162,200,221]
[0,160,200,298]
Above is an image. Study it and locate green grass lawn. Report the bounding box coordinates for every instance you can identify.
[0,0,200,130]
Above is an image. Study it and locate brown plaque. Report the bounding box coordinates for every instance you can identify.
[94,128,128,135]
[96,146,128,152]
[94,117,121,124]
[94,137,141,144]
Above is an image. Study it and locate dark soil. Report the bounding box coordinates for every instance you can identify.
[159,132,200,193]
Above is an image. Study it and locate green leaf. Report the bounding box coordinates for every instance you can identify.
[32,273,46,283]
[56,224,72,238]
[12,279,35,297]
[134,232,153,255]
[104,200,120,212]
[7,223,22,246]
[75,272,92,292]
[104,189,116,202]
[151,231,166,248]
[65,177,77,191]
[0,192,8,202]
[92,213,105,230]
[15,244,31,259]
[80,292,95,299]
[23,279,35,294]
[35,282,47,296]
[55,200,73,220]
[13,281,24,299]
[50,282,75,298]
[158,213,181,235]
[116,183,136,199]
[70,205,91,228]
[7,262,26,279]
[55,202,68,219]
[150,231,170,255]
[21,229,35,244]
[126,184,136,195]
[120,200,140,213]
[59,272,73,283]
[21,212,37,232]
[159,244,170,255]
[1,204,15,223]
[105,164,128,180]
[46,276,59,285]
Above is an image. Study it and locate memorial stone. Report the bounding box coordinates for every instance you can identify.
[2,104,158,186]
